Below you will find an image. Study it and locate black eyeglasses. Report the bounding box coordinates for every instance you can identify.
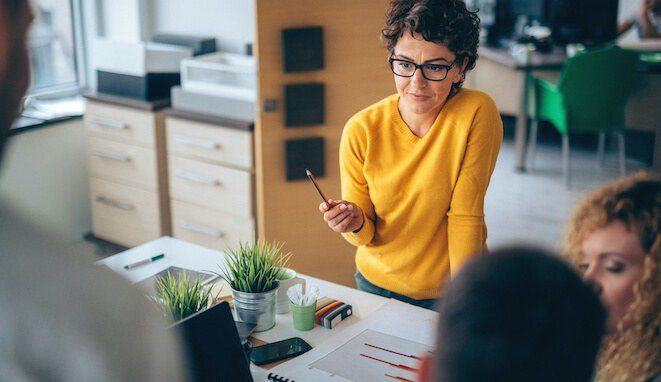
[388,56,455,81]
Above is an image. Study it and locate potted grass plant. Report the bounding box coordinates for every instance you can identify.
[153,270,215,322]
[218,240,291,332]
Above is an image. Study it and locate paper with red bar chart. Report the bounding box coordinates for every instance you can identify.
[309,329,432,381]
[267,299,437,382]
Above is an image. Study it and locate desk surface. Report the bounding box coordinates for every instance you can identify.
[98,236,393,345]
[479,46,567,70]
[100,237,420,380]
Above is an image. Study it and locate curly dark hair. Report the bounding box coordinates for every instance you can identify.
[381,0,480,89]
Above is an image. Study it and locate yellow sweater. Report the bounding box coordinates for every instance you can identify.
[340,88,502,300]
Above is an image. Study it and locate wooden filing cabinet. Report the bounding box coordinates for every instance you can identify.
[165,109,255,251]
[84,94,171,247]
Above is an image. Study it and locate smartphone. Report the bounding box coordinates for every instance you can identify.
[250,337,313,365]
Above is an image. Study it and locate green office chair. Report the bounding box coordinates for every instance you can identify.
[529,47,639,187]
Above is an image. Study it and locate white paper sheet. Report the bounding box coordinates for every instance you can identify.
[264,299,438,382]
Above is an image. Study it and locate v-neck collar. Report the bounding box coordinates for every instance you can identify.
[392,90,462,144]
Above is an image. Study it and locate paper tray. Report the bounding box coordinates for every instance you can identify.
[181,52,257,102]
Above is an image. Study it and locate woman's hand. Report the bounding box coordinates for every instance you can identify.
[319,200,364,233]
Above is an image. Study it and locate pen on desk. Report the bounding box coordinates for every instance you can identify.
[123,253,165,270]
[305,168,334,206]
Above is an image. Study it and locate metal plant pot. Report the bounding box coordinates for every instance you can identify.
[231,285,278,332]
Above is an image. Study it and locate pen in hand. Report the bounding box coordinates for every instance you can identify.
[124,253,165,270]
[307,168,362,233]
[305,168,337,207]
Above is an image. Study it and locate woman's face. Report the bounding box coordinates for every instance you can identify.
[579,221,646,332]
[391,33,465,120]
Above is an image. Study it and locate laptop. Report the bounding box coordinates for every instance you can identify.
[173,301,254,382]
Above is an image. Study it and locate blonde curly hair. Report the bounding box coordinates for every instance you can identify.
[565,171,660,382]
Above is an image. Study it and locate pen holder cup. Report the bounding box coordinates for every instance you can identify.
[290,300,317,331]
[275,268,305,314]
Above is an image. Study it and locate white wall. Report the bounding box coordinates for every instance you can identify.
[82,0,254,91]
[0,119,91,242]
[97,0,144,42]
[151,0,254,54]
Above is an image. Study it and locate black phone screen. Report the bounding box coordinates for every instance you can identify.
[250,337,312,365]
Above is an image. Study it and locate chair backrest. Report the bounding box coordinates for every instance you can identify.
[557,47,639,132]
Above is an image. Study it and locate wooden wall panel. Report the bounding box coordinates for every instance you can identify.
[255,0,392,286]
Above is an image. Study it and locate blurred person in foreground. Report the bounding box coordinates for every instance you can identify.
[566,171,660,382]
[0,1,185,380]
[417,247,605,382]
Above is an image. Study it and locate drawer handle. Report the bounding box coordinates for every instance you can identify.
[95,195,134,211]
[88,116,127,130]
[173,135,220,150]
[91,149,131,162]
[175,170,221,187]
[179,220,225,238]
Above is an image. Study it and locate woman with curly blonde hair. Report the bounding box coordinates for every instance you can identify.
[566,171,660,382]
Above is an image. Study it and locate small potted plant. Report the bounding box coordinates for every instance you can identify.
[153,270,215,322]
[219,240,291,332]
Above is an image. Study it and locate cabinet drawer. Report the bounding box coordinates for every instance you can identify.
[85,101,157,147]
[171,200,255,251]
[166,117,253,169]
[86,136,158,191]
[89,177,161,247]
[169,156,253,217]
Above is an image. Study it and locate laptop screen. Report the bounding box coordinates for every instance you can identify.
[174,301,254,382]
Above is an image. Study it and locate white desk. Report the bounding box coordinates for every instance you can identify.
[99,236,390,347]
[98,237,436,381]
[99,237,227,284]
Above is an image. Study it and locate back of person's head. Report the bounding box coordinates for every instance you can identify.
[432,247,605,382]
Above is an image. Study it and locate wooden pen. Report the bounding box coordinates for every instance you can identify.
[305,168,336,207]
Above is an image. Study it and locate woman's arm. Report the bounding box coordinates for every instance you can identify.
[447,97,503,277]
[338,119,376,247]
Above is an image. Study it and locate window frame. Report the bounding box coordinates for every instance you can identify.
[26,0,88,98]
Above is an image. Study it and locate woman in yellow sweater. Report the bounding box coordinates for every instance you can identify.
[319,0,502,308]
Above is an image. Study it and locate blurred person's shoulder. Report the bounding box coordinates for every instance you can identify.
[0,199,186,381]
[0,199,133,297]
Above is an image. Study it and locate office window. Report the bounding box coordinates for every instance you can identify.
[28,0,82,93]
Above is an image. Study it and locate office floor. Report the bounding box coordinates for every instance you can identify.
[67,136,648,261]
[485,139,646,252]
